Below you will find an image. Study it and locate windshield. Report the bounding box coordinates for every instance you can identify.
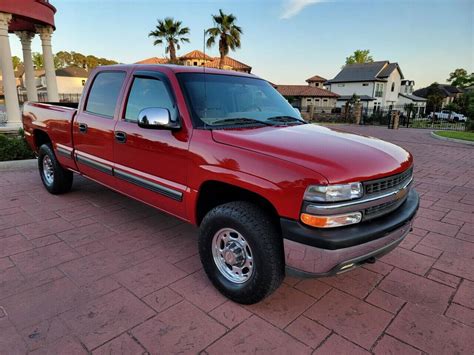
[177,73,304,128]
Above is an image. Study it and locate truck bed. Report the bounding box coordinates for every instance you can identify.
[22,102,78,168]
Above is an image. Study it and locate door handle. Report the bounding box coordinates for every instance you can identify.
[114,131,127,143]
[78,123,88,133]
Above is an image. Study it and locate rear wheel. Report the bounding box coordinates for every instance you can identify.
[198,201,284,304]
[38,144,73,194]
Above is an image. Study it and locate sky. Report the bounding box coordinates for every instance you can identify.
[10,0,474,88]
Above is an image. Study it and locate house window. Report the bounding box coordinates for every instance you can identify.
[315,98,320,101]
[81,80,86,86]
[323,99,328,102]
[306,98,312,102]
[375,83,383,97]
[193,61,198,66]
[362,83,369,86]
[391,82,395,92]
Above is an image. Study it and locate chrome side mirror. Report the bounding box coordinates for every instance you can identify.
[137,107,180,129]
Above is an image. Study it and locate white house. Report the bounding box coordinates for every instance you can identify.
[398,79,427,116]
[39,66,88,94]
[326,61,404,110]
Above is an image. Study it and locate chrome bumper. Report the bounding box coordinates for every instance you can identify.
[284,219,413,276]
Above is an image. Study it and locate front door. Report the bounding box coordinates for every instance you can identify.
[73,70,127,186]
[113,70,190,219]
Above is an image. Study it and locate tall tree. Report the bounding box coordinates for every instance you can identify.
[206,9,243,69]
[12,56,22,70]
[148,18,190,63]
[345,49,374,65]
[426,83,444,114]
[71,51,87,68]
[447,68,474,88]
[55,51,73,68]
[32,52,43,69]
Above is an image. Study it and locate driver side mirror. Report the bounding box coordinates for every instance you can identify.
[137,107,180,130]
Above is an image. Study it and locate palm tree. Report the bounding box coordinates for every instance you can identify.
[206,9,242,69]
[148,18,190,63]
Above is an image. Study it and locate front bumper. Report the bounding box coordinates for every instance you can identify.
[282,189,419,276]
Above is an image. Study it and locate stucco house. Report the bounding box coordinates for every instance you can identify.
[136,50,252,73]
[306,75,327,88]
[398,80,427,116]
[413,84,463,108]
[326,61,404,109]
[35,66,88,95]
[275,84,339,112]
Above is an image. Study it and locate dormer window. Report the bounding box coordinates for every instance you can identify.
[391,82,395,92]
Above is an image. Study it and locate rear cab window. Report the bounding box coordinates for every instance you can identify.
[85,71,126,118]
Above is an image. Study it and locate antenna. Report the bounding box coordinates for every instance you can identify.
[203,29,208,123]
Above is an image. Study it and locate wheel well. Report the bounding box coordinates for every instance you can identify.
[33,130,51,150]
[196,181,280,227]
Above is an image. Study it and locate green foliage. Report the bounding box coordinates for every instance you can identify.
[12,55,22,70]
[206,9,242,68]
[32,52,44,69]
[345,50,374,65]
[447,68,474,88]
[148,17,190,62]
[33,50,118,70]
[0,130,35,162]
[425,83,444,113]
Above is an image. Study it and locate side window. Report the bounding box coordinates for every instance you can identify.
[124,77,176,122]
[85,71,126,117]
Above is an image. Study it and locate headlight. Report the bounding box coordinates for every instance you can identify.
[304,183,363,202]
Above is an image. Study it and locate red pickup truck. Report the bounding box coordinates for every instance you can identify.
[22,65,419,304]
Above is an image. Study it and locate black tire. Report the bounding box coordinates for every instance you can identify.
[198,201,284,304]
[38,144,73,194]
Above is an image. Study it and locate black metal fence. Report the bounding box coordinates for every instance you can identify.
[18,93,82,104]
[305,104,467,131]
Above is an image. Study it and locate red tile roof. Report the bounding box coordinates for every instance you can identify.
[306,75,327,83]
[275,85,339,98]
[135,57,169,64]
[180,50,212,60]
[204,56,251,71]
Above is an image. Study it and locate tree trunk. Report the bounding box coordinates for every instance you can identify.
[169,42,177,62]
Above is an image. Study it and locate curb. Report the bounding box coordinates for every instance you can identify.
[0,159,37,171]
[430,131,474,146]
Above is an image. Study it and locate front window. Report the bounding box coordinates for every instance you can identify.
[178,73,304,128]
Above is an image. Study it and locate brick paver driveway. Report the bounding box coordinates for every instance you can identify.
[0,126,473,354]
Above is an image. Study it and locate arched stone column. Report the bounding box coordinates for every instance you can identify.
[16,31,38,102]
[0,12,21,126]
[36,25,58,102]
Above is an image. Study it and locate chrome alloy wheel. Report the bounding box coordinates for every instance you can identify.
[212,228,254,284]
[42,155,54,185]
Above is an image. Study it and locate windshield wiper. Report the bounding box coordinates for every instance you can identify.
[265,116,306,124]
[210,117,273,126]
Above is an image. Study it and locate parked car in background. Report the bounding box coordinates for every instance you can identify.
[429,110,467,122]
[22,64,419,304]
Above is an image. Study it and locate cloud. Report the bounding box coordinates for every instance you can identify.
[280,0,324,19]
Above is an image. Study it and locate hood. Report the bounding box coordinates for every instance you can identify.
[211,124,412,184]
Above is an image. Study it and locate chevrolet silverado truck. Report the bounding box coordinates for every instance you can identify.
[22,65,419,304]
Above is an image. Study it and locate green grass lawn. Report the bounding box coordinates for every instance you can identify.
[434,130,474,142]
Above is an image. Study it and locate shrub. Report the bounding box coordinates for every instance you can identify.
[0,129,35,161]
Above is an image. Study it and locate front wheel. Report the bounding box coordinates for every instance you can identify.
[198,201,284,304]
[38,144,73,194]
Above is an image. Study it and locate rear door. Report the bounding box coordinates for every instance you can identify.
[113,70,190,219]
[73,70,127,185]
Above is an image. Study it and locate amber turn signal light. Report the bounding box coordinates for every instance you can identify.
[300,212,362,228]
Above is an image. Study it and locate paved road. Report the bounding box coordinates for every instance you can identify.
[0,126,473,354]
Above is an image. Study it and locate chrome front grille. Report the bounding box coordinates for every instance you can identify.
[364,167,413,195]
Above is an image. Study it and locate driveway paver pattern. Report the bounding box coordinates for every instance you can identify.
[0,126,473,353]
